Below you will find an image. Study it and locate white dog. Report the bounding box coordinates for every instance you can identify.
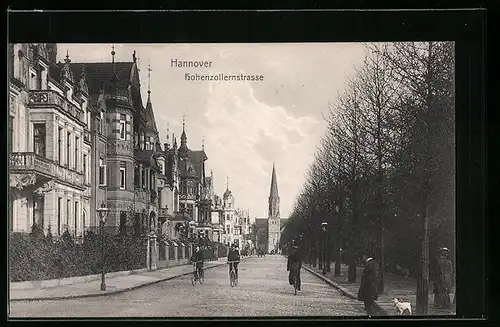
[393,298,412,315]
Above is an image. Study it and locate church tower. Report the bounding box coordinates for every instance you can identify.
[268,162,280,253]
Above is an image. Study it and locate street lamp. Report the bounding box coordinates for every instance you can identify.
[335,205,341,276]
[97,203,109,291]
[322,221,328,275]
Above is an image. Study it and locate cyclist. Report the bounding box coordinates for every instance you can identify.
[190,245,204,278]
[287,240,302,292]
[227,243,241,279]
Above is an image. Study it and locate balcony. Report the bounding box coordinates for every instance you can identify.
[10,152,54,180]
[10,152,85,190]
[28,90,85,124]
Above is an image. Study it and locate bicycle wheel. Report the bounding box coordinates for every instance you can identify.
[199,269,204,284]
[191,273,196,286]
[230,271,235,287]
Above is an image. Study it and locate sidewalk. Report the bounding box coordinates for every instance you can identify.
[10,257,229,302]
[303,262,456,316]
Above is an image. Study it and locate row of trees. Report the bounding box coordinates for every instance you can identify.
[281,42,455,314]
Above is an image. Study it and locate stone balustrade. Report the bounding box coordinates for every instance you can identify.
[10,152,85,189]
[28,90,85,124]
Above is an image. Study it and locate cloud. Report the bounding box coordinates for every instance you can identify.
[58,43,365,218]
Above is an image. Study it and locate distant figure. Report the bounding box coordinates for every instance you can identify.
[358,255,379,317]
[287,240,302,292]
[434,247,453,309]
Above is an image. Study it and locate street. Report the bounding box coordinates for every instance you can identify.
[10,255,366,317]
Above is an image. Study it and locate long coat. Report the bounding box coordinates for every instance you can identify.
[434,257,453,292]
[358,259,379,301]
[287,248,302,271]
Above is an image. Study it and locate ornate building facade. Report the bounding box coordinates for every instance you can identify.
[9,43,91,237]
[9,43,224,254]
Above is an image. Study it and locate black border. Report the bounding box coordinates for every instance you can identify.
[6,8,487,324]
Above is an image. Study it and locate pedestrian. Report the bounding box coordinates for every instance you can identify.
[433,247,453,309]
[287,240,302,292]
[357,255,379,317]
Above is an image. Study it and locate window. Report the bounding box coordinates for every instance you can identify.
[146,137,151,150]
[75,136,79,171]
[33,194,44,228]
[99,158,106,186]
[96,118,101,134]
[134,164,140,186]
[58,127,63,163]
[141,167,146,189]
[119,114,126,140]
[82,210,86,231]
[66,199,71,230]
[74,202,79,236]
[33,123,46,157]
[119,211,127,235]
[41,66,47,89]
[98,111,105,135]
[83,154,87,184]
[86,110,91,129]
[8,116,14,154]
[66,132,71,167]
[120,163,126,190]
[57,197,62,235]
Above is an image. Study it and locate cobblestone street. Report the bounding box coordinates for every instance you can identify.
[10,256,365,318]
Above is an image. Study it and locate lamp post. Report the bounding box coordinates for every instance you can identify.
[334,204,341,276]
[322,221,328,275]
[97,203,109,292]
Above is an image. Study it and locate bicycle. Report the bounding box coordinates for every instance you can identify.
[227,260,239,287]
[191,261,204,286]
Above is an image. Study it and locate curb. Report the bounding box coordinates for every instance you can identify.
[302,264,388,315]
[10,261,227,302]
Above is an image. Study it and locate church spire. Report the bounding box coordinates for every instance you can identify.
[270,162,279,199]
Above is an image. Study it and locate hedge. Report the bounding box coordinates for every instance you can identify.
[9,226,147,282]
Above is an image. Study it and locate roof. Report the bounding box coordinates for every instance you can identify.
[188,150,207,180]
[144,93,158,133]
[269,162,279,199]
[134,149,161,171]
[223,188,233,198]
[69,62,136,96]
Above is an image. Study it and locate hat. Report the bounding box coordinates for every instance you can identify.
[439,247,450,252]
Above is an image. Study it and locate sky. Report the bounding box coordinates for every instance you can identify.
[58,43,366,220]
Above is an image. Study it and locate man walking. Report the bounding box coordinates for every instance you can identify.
[358,255,379,317]
[434,247,453,309]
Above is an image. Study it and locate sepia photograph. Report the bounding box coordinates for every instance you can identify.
[8,41,456,318]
